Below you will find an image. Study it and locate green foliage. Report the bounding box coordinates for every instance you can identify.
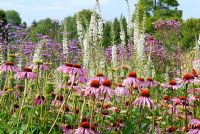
[5,10,21,26]
[102,21,112,48]
[62,10,92,40]
[77,9,92,29]
[138,0,182,34]
[181,18,200,50]
[0,9,7,25]
[63,16,77,40]
[113,18,120,44]
[121,16,129,44]
[28,18,62,42]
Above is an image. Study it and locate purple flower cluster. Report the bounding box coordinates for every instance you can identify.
[153,20,180,32]
[145,35,167,62]
[104,43,134,63]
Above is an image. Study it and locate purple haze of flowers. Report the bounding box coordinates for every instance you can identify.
[153,20,181,32]
[145,35,167,62]
[104,43,134,64]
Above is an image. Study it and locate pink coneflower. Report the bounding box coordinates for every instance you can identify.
[51,95,64,108]
[69,75,87,84]
[61,124,73,134]
[175,96,190,105]
[13,90,20,98]
[144,77,157,88]
[75,122,95,134]
[14,67,37,79]
[99,79,114,98]
[137,77,145,88]
[189,118,200,128]
[187,118,200,134]
[0,91,7,96]
[165,126,177,133]
[71,64,87,76]
[183,73,198,83]
[161,79,182,90]
[191,69,199,79]
[29,63,49,71]
[12,104,19,113]
[66,82,82,94]
[87,73,107,85]
[163,95,171,103]
[188,88,200,94]
[34,95,45,106]
[148,124,161,134]
[69,64,87,84]
[115,83,129,96]
[57,63,73,74]
[0,62,19,72]
[84,80,100,97]
[133,89,155,108]
[123,72,139,87]
[176,73,199,84]
[112,120,124,131]
[167,105,179,115]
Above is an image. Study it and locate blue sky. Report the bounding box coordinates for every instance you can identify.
[0,0,199,25]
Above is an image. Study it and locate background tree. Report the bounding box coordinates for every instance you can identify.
[113,18,120,44]
[28,18,62,42]
[5,10,21,26]
[63,16,77,40]
[102,21,112,48]
[137,0,182,33]
[0,9,8,62]
[181,18,200,50]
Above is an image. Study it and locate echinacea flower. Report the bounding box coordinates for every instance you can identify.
[0,62,19,72]
[51,95,64,108]
[191,69,199,79]
[144,77,157,88]
[69,64,87,83]
[167,105,179,115]
[115,83,129,96]
[112,120,124,131]
[71,64,87,76]
[187,118,200,134]
[0,91,7,96]
[188,88,200,94]
[137,77,145,88]
[29,63,49,71]
[61,124,73,134]
[14,67,37,79]
[148,124,161,134]
[84,80,100,97]
[163,95,171,103]
[87,73,108,85]
[34,95,45,106]
[12,104,19,113]
[75,122,95,134]
[165,126,177,133]
[189,118,200,128]
[57,63,73,74]
[123,72,139,87]
[133,89,155,108]
[99,79,114,98]
[161,79,182,90]
[176,73,199,84]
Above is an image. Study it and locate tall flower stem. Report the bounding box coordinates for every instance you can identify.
[48,74,75,134]
[184,83,188,131]
[80,96,86,123]
[17,78,28,124]
[90,96,96,127]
